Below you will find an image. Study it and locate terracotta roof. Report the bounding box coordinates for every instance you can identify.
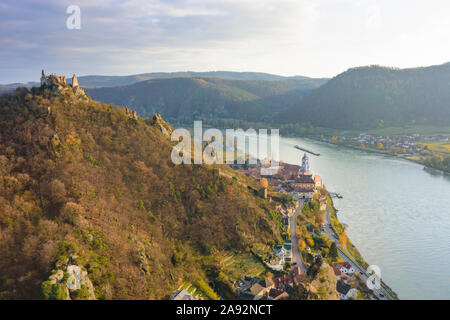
[264,277,274,288]
[250,283,265,296]
[295,175,315,184]
[333,262,352,270]
[295,186,316,193]
[332,264,342,276]
[269,288,289,300]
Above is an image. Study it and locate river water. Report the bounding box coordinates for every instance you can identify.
[273,136,450,299]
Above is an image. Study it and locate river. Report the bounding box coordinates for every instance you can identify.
[274,136,450,300]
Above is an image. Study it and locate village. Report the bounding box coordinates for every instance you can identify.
[170,152,382,301]
[328,132,449,157]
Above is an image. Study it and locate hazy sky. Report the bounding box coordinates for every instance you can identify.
[1,0,449,83]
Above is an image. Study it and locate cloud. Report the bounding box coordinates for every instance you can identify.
[366,1,382,30]
[0,0,319,81]
[0,0,449,83]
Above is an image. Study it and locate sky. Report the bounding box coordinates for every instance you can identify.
[1,0,449,83]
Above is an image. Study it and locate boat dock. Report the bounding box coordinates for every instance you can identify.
[329,192,343,199]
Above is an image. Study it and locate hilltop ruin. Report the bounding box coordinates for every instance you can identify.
[40,70,86,98]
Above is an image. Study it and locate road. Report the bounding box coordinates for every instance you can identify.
[289,201,307,274]
[323,204,394,300]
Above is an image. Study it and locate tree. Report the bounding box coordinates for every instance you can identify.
[40,281,67,300]
[260,178,268,189]
[329,242,338,261]
[46,179,67,205]
[339,233,348,247]
[315,214,325,226]
[377,142,384,149]
[299,240,306,251]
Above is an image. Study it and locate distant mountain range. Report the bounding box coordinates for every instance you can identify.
[3,63,449,130]
[1,71,327,88]
[277,63,450,129]
[86,76,327,122]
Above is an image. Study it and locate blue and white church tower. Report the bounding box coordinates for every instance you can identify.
[300,153,310,173]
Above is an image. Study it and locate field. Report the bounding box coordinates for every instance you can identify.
[311,125,450,138]
[219,251,268,280]
[416,141,450,156]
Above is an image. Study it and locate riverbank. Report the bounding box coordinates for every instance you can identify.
[306,136,450,175]
[325,196,399,300]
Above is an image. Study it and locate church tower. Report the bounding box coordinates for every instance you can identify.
[300,153,309,173]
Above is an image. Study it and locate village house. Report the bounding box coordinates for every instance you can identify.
[273,266,303,291]
[268,288,289,300]
[169,289,197,300]
[292,173,316,200]
[264,277,275,291]
[313,175,323,188]
[336,280,358,300]
[239,276,278,300]
[249,283,266,300]
[332,262,356,277]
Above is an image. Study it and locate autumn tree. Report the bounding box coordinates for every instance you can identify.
[260,178,268,189]
[315,214,325,226]
[339,233,348,247]
[299,240,306,251]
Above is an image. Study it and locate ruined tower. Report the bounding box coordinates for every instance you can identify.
[72,74,79,88]
[40,70,47,86]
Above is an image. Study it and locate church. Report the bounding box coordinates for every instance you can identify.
[292,153,316,200]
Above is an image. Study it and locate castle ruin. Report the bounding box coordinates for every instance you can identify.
[40,70,86,98]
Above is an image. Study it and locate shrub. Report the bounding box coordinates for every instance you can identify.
[196,279,220,300]
[71,285,91,300]
[40,281,67,300]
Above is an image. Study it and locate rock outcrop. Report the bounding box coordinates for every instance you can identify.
[308,262,340,300]
[43,256,96,300]
[148,113,173,138]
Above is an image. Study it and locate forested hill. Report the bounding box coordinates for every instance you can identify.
[1,71,327,89]
[73,71,327,87]
[86,77,326,122]
[276,63,450,129]
[0,84,284,299]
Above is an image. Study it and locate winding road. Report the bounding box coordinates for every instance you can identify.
[289,201,307,274]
